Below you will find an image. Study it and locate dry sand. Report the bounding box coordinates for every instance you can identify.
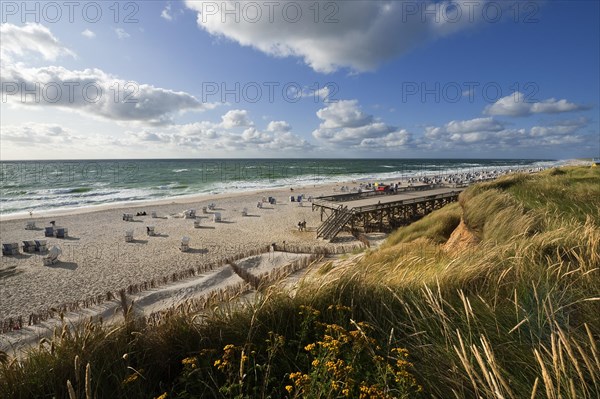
[0,182,358,322]
[0,251,316,355]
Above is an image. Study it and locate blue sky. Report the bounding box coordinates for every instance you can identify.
[1,0,598,159]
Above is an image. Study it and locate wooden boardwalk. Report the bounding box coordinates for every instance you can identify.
[312,187,464,240]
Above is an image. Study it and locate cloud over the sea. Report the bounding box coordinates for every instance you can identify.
[184,0,492,73]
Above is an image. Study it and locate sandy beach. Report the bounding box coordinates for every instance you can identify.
[0,182,355,324]
[0,164,556,326]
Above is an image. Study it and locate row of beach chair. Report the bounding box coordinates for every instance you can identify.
[2,242,61,265]
[24,221,68,238]
[44,226,68,238]
[3,241,48,255]
[124,212,161,220]
[123,229,191,252]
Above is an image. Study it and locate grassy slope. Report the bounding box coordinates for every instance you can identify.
[1,167,599,398]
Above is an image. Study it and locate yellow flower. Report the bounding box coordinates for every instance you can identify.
[304,343,316,352]
[121,373,138,385]
[311,359,320,367]
[285,385,293,393]
[154,393,168,399]
[181,357,197,366]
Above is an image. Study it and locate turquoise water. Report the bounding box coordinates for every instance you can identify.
[0,159,557,216]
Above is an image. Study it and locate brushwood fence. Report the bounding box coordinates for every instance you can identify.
[146,255,323,326]
[1,242,363,333]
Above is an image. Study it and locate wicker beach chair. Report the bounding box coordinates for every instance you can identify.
[22,240,36,253]
[44,226,54,237]
[146,226,156,236]
[2,243,20,256]
[184,209,196,219]
[43,246,62,266]
[242,208,248,216]
[213,212,221,223]
[180,236,190,252]
[194,219,201,228]
[25,221,36,230]
[125,230,134,242]
[34,240,47,253]
[55,227,68,238]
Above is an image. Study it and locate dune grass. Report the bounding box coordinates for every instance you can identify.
[1,166,599,398]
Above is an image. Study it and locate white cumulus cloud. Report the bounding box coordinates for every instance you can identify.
[81,29,96,39]
[0,23,75,61]
[184,0,492,73]
[161,2,173,20]
[485,92,586,117]
[312,100,411,148]
[1,64,218,125]
[114,28,130,39]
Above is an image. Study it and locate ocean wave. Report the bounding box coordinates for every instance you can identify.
[0,160,559,215]
[69,187,93,194]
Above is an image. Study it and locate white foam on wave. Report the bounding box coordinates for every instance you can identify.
[1,160,562,215]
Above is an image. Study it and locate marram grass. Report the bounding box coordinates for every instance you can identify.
[1,166,599,398]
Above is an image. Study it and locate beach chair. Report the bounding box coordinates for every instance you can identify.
[44,226,54,237]
[208,203,216,210]
[271,198,276,205]
[55,227,68,238]
[194,219,201,228]
[184,209,196,219]
[262,196,267,203]
[22,240,36,253]
[2,243,20,256]
[180,236,190,252]
[290,195,295,202]
[242,208,248,216]
[202,206,208,214]
[151,211,157,218]
[34,240,47,253]
[257,201,263,209]
[43,246,62,266]
[125,230,134,242]
[146,226,156,236]
[123,213,134,221]
[25,221,36,230]
[213,212,221,223]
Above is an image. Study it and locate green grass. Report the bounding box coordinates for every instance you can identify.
[1,166,599,398]
[384,202,462,246]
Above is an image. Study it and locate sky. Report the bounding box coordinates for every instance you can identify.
[1,0,599,160]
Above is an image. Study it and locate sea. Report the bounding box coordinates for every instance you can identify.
[0,159,561,216]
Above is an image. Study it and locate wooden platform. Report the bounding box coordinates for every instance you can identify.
[312,187,464,240]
